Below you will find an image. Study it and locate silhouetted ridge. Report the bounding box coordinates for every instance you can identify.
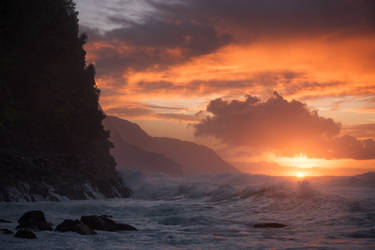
[0,0,131,201]
[103,117,183,176]
[105,116,238,175]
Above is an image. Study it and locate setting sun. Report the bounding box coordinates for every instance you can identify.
[296,172,305,178]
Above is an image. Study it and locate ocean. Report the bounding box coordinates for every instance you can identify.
[1,172,374,249]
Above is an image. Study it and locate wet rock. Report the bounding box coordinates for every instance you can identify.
[115,223,138,231]
[0,219,11,223]
[81,215,137,232]
[14,229,37,239]
[253,223,287,228]
[16,210,53,231]
[55,219,96,235]
[0,228,13,234]
[101,214,113,218]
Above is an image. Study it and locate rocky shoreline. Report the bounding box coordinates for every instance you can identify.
[1,210,136,239]
[0,150,132,202]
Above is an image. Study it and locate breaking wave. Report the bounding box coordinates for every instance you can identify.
[1,171,374,249]
[121,170,328,202]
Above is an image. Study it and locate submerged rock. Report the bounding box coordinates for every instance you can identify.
[81,215,137,232]
[14,229,37,239]
[0,219,11,223]
[253,223,287,228]
[0,228,13,234]
[16,210,53,231]
[55,219,96,235]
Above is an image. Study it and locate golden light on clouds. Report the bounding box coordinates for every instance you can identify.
[276,153,327,168]
[116,35,375,98]
[79,0,375,176]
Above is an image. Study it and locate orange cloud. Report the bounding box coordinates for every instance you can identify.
[77,0,375,175]
[79,0,375,124]
[84,35,375,113]
[125,35,375,97]
[86,35,375,152]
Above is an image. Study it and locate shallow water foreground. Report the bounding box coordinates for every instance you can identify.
[0,173,374,249]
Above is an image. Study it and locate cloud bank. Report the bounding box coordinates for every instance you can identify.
[75,0,375,142]
[81,0,375,80]
[195,93,375,160]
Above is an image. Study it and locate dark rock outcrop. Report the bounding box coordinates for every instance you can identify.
[0,0,132,202]
[0,151,132,201]
[81,215,137,232]
[55,219,96,235]
[16,210,52,231]
[253,223,287,228]
[0,228,13,234]
[0,219,11,223]
[14,229,37,239]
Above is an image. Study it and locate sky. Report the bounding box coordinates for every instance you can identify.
[76,0,375,176]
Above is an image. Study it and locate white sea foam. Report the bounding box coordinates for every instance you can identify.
[0,172,374,249]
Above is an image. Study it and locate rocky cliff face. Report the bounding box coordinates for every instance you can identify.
[0,0,131,201]
[0,150,132,202]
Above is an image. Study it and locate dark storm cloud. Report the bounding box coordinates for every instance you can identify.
[195,93,375,160]
[81,13,232,78]
[106,17,232,53]
[79,25,103,42]
[80,0,375,82]
[86,44,131,79]
[149,0,375,39]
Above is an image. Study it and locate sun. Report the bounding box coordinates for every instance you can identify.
[296,172,305,178]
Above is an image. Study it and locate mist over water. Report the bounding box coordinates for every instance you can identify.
[1,172,374,249]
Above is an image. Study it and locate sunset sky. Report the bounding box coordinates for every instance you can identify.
[76,0,375,176]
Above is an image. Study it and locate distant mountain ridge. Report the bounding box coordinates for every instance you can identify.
[103,117,182,176]
[104,116,238,175]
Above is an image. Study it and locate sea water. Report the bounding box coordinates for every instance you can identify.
[0,172,374,249]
